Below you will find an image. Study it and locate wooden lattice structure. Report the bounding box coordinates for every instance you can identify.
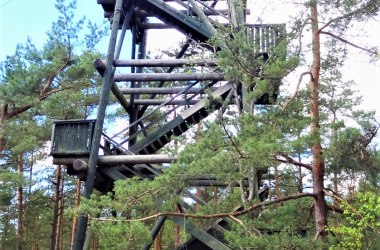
[50,0,285,249]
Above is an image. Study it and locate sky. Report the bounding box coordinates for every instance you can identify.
[0,0,379,124]
[0,0,106,59]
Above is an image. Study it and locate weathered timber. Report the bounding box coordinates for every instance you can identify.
[94,58,217,68]
[113,72,224,82]
[93,60,130,112]
[120,87,217,95]
[142,216,168,250]
[169,216,231,250]
[138,23,174,30]
[72,159,88,172]
[129,84,233,154]
[132,99,201,105]
[134,0,213,42]
[73,0,124,248]
[188,0,216,35]
[53,155,177,166]
[133,9,229,18]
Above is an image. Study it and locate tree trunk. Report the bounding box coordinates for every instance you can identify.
[17,154,24,250]
[50,166,62,250]
[70,179,81,249]
[310,3,328,239]
[153,230,162,250]
[57,172,65,250]
[274,165,280,198]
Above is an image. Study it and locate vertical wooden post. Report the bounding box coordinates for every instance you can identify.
[73,0,124,248]
[129,23,139,147]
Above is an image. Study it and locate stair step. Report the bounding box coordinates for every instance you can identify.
[135,0,213,42]
[129,84,234,154]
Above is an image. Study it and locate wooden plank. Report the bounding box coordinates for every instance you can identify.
[120,87,217,95]
[136,0,213,41]
[113,72,223,82]
[132,99,201,105]
[95,58,217,68]
[169,216,231,250]
[98,167,127,181]
[180,83,233,119]
[52,154,177,165]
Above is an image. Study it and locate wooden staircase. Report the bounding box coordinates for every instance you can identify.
[52,1,286,249]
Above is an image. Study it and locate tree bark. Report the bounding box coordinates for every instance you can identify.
[70,179,81,249]
[310,2,328,239]
[50,166,62,250]
[57,171,65,250]
[17,155,24,250]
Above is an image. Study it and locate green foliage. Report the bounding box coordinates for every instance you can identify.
[91,220,150,250]
[328,192,380,249]
[0,170,18,206]
[210,26,298,104]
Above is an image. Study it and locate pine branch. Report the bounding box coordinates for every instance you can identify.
[282,71,312,111]
[88,192,316,222]
[274,153,313,171]
[320,31,377,55]
[40,58,75,97]
[5,104,34,119]
[318,1,379,32]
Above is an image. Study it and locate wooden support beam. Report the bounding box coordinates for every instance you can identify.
[93,59,130,112]
[113,72,224,82]
[95,58,217,68]
[188,0,216,35]
[72,159,88,172]
[169,216,231,250]
[138,23,174,30]
[134,9,229,18]
[120,87,217,95]
[53,155,177,166]
[74,0,124,248]
[132,99,201,105]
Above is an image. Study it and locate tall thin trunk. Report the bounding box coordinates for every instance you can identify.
[70,179,81,249]
[153,230,162,250]
[17,154,24,250]
[57,172,65,250]
[174,206,181,248]
[196,187,202,210]
[274,165,280,198]
[332,112,340,207]
[50,166,62,250]
[298,151,303,193]
[310,2,328,239]
[213,187,218,204]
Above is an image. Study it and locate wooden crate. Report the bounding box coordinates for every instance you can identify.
[50,120,96,156]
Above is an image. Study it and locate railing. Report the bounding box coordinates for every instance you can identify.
[245,24,286,54]
[109,80,218,147]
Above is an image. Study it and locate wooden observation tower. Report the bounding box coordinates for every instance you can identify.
[50,0,285,249]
